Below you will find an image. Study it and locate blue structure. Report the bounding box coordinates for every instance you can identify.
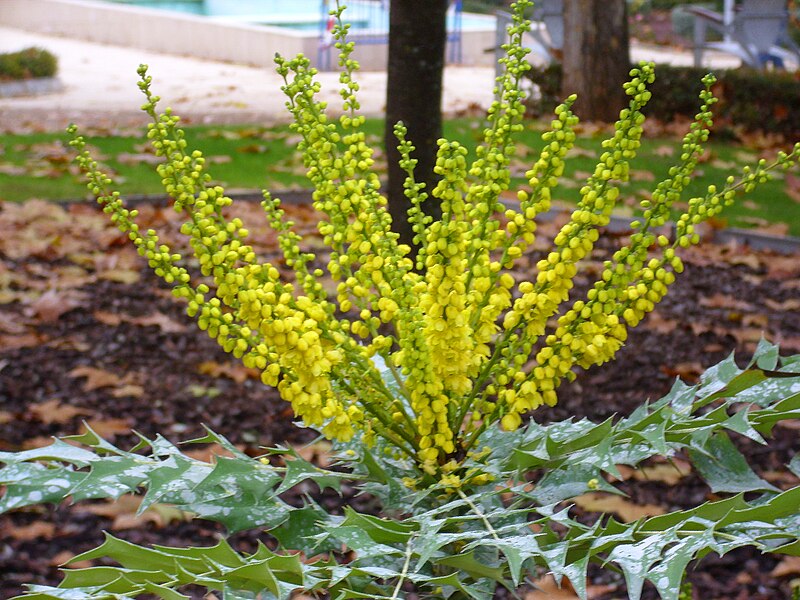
[317,0,463,70]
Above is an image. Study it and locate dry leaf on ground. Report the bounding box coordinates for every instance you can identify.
[660,361,705,384]
[197,360,259,384]
[0,521,56,541]
[616,459,692,486]
[49,550,94,569]
[25,289,88,323]
[574,492,666,522]
[771,556,800,577]
[80,495,193,530]
[81,418,133,439]
[68,366,126,391]
[526,575,579,599]
[29,399,92,425]
[699,293,754,311]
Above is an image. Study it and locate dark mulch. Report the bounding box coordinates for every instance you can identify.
[0,199,798,599]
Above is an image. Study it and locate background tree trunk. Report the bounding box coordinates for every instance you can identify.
[384,0,448,249]
[561,0,630,122]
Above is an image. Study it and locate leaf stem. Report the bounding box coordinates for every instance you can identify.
[390,534,417,600]
[457,488,501,542]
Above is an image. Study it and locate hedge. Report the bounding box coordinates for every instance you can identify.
[526,62,800,141]
[0,47,58,81]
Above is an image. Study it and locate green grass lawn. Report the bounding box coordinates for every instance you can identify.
[1,118,798,236]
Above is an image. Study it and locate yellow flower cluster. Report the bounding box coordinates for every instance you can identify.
[71,1,800,480]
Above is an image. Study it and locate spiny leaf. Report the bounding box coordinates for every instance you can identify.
[689,432,778,494]
[340,506,420,544]
[275,455,348,495]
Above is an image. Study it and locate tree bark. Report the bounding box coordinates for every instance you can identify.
[384,0,448,250]
[561,0,630,122]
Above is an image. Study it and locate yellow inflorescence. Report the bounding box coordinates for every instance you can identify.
[71,2,800,479]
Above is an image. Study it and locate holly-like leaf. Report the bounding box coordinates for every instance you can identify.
[689,432,778,494]
[275,455,348,495]
[339,506,419,544]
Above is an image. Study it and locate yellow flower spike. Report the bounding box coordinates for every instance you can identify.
[72,12,800,483]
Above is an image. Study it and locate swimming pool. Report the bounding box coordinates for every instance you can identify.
[101,0,490,32]
[3,0,497,71]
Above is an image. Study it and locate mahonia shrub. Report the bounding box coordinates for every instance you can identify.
[67,1,799,482]
[3,2,800,599]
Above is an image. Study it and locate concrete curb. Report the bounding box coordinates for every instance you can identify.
[0,77,63,98]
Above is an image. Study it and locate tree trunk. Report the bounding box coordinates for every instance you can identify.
[561,0,630,122]
[384,0,448,250]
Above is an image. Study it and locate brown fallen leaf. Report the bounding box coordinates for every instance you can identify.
[128,312,186,333]
[97,269,141,284]
[735,571,754,585]
[93,310,187,333]
[82,418,132,439]
[182,443,241,463]
[93,310,123,326]
[46,336,91,352]
[765,298,800,312]
[115,152,162,166]
[22,435,84,450]
[292,440,334,468]
[237,143,267,154]
[616,459,692,486]
[29,399,93,425]
[25,288,88,323]
[750,222,791,237]
[786,173,800,204]
[0,163,29,176]
[652,144,675,157]
[197,360,259,384]
[703,342,726,353]
[80,495,192,530]
[741,314,769,330]
[0,311,29,334]
[629,169,656,182]
[0,521,56,541]
[661,361,704,384]
[710,158,738,170]
[761,469,800,488]
[699,293,754,312]
[761,254,800,279]
[68,366,125,391]
[525,576,618,599]
[641,310,679,334]
[728,253,763,270]
[728,327,770,347]
[574,492,666,522]
[49,550,94,569]
[585,584,620,598]
[0,333,45,349]
[526,575,579,599]
[110,384,145,398]
[771,556,800,577]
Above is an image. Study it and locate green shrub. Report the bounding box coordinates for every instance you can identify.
[0,47,58,81]
[526,63,800,141]
[1,1,800,598]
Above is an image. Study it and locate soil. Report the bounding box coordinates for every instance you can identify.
[0,198,799,599]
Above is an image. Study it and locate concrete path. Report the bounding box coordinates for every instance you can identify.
[0,25,741,133]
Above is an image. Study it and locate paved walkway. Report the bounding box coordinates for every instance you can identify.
[0,25,742,133]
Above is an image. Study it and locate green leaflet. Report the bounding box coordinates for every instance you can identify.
[4,351,800,599]
[339,506,420,544]
[689,431,778,494]
[0,432,351,533]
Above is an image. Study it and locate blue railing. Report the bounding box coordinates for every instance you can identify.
[318,0,463,70]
